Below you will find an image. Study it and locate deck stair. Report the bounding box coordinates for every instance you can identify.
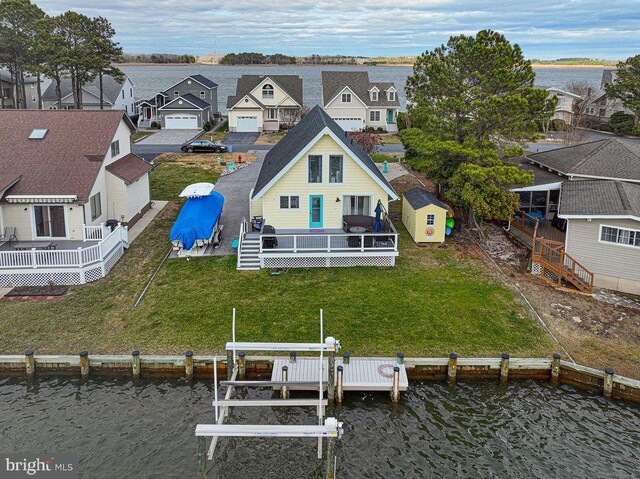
[236,219,260,270]
[532,237,594,294]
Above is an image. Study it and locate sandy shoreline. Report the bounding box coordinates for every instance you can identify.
[113,62,615,69]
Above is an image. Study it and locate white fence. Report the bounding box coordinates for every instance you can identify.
[259,232,399,254]
[82,224,109,241]
[0,225,129,287]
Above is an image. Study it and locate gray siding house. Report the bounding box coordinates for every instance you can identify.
[1,70,42,109]
[137,74,218,129]
[510,139,640,295]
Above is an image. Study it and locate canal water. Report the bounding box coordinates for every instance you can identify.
[1,377,639,478]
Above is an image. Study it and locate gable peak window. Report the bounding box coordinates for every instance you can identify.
[110,140,120,157]
[262,84,274,99]
[388,90,396,101]
[308,155,322,183]
[341,92,351,103]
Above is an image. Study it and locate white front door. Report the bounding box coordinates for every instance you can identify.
[236,116,258,132]
[334,118,363,131]
[165,115,198,129]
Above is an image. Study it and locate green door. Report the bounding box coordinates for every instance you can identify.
[387,109,394,123]
[309,195,323,228]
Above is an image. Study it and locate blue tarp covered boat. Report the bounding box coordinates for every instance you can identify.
[170,191,224,252]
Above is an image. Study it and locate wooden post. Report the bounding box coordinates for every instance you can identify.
[603,368,614,398]
[25,350,35,377]
[336,365,344,404]
[551,353,561,384]
[196,435,207,479]
[396,352,405,365]
[500,353,510,384]
[391,366,400,404]
[185,351,194,380]
[325,435,336,479]
[281,365,289,400]
[132,350,141,379]
[342,352,350,365]
[290,351,297,364]
[79,351,89,378]
[237,351,246,379]
[226,350,234,380]
[328,349,336,404]
[447,353,457,384]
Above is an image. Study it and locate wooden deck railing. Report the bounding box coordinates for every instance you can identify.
[532,237,594,294]
[509,211,539,240]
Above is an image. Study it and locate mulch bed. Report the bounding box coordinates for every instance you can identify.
[4,285,68,298]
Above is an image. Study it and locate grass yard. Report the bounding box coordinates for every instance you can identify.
[377,133,403,145]
[131,131,152,142]
[0,163,556,357]
[255,131,287,145]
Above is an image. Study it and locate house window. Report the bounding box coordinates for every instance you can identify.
[130,88,132,97]
[200,91,206,99]
[370,110,381,122]
[587,106,595,115]
[262,84,274,99]
[426,214,436,226]
[308,155,322,183]
[599,109,606,117]
[268,108,278,120]
[122,90,125,99]
[600,226,640,247]
[343,196,370,216]
[174,91,179,98]
[279,195,300,209]
[90,192,102,220]
[342,93,351,103]
[388,91,396,101]
[371,91,378,101]
[110,140,120,157]
[31,95,36,102]
[329,155,343,183]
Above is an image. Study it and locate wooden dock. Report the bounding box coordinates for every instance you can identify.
[271,357,409,392]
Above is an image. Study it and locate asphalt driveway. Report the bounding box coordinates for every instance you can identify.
[223,132,260,152]
[136,129,202,146]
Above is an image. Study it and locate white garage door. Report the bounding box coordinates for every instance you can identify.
[236,116,258,132]
[165,115,198,129]
[334,118,363,131]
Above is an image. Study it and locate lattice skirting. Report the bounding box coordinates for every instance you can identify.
[531,261,542,275]
[531,261,559,283]
[261,255,396,269]
[104,245,124,274]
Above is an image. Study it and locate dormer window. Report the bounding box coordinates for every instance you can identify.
[371,91,378,101]
[262,84,274,99]
[174,91,179,98]
[388,90,396,101]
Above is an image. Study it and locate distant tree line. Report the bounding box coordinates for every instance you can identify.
[220,52,297,65]
[0,0,122,109]
[529,57,619,66]
[119,53,197,64]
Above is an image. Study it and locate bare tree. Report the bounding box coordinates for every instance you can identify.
[279,107,308,129]
[561,81,598,145]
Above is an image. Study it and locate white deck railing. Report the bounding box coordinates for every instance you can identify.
[83,224,108,241]
[259,232,399,254]
[0,224,128,270]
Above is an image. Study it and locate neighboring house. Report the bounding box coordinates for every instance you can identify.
[0,70,43,110]
[226,75,303,132]
[238,105,400,270]
[536,85,582,124]
[584,70,635,125]
[0,110,153,287]
[321,71,400,132]
[508,139,640,295]
[41,75,136,115]
[137,74,219,129]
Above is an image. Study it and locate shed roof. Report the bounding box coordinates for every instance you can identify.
[403,188,447,210]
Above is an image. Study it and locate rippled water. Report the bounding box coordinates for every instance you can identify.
[120,65,606,113]
[1,377,638,478]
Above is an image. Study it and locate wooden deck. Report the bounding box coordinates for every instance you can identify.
[535,221,566,244]
[272,357,409,392]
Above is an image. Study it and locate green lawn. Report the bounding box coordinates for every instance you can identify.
[0,164,556,356]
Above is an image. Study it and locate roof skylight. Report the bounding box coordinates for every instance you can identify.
[29,129,48,139]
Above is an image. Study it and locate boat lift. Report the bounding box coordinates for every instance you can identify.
[195,309,344,479]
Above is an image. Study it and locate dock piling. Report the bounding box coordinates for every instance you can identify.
[196,436,207,479]
[290,351,297,364]
[281,365,289,400]
[391,366,400,403]
[447,353,457,384]
[79,351,89,378]
[396,352,405,365]
[342,352,350,365]
[226,350,234,380]
[603,368,614,398]
[25,350,35,377]
[500,353,510,384]
[185,351,194,380]
[328,350,336,403]
[132,350,141,378]
[325,435,337,479]
[551,353,561,384]
[237,351,246,379]
[336,365,344,403]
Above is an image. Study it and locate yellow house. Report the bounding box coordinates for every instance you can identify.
[239,105,400,270]
[402,188,448,243]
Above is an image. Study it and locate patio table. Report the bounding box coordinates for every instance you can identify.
[13,242,52,251]
[349,226,366,234]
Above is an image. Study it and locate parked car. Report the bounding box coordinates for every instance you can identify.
[181,140,228,153]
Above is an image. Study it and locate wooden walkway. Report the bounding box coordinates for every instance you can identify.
[272,357,409,392]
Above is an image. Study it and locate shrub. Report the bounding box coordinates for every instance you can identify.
[365,126,375,132]
[551,119,566,131]
[609,112,635,135]
[396,112,408,131]
[377,127,384,132]
[203,121,212,132]
[371,153,401,163]
[348,131,380,154]
[150,121,159,129]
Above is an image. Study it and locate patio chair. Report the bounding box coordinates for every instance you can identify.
[0,226,16,246]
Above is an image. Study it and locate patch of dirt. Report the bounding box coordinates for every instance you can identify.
[155,152,256,165]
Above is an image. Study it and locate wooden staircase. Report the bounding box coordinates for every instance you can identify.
[531,237,594,294]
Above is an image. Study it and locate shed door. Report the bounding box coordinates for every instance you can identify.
[236,116,258,132]
[165,115,198,129]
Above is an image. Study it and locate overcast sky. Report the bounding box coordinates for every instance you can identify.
[36,0,640,59]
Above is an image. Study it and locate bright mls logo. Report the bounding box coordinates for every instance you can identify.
[2,454,77,478]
